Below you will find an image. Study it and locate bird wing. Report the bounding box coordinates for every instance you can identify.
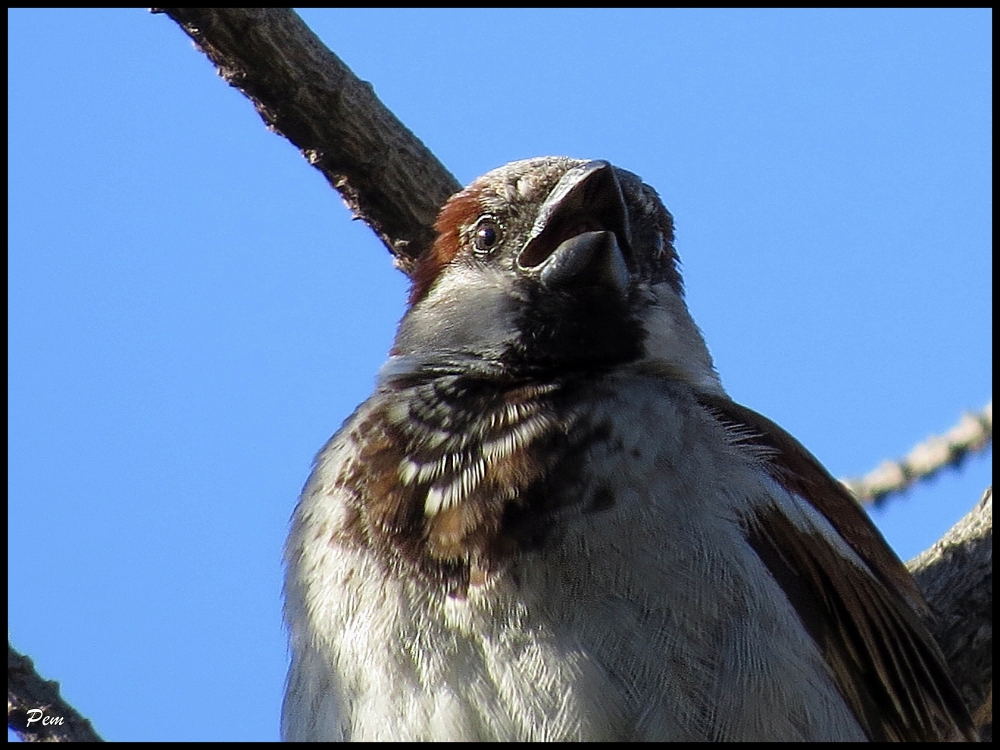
[696,392,976,742]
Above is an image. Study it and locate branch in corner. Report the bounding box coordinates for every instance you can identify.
[153,7,460,274]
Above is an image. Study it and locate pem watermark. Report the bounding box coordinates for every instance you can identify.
[25,708,65,727]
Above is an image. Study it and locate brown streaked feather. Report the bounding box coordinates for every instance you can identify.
[695,392,925,613]
[698,393,976,740]
[408,189,483,305]
[335,379,576,597]
[747,506,975,741]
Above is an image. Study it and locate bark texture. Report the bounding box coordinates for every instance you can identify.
[156,7,460,274]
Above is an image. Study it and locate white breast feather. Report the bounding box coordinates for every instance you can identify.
[281,375,867,741]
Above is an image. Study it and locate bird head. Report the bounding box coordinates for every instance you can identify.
[387,157,722,393]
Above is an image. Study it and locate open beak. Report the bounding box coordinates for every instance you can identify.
[518,160,633,292]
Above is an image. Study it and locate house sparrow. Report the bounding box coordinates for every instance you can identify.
[282,157,975,741]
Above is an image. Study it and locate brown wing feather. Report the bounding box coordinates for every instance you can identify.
[696,392,976,741]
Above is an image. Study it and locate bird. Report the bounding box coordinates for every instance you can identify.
[281,157,976,741]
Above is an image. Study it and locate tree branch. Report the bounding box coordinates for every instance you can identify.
[153,7,460,274]
[844,401,992,506]
[7,641,103,742]
[909,487,993,741]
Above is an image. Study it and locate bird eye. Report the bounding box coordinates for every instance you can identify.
[472,217,501,255]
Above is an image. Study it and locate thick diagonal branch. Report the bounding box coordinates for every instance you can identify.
[154,7,460,274]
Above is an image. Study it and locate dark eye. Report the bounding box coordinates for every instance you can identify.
[472,217,501,255]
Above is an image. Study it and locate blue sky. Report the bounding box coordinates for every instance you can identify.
[8,8,991,742]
